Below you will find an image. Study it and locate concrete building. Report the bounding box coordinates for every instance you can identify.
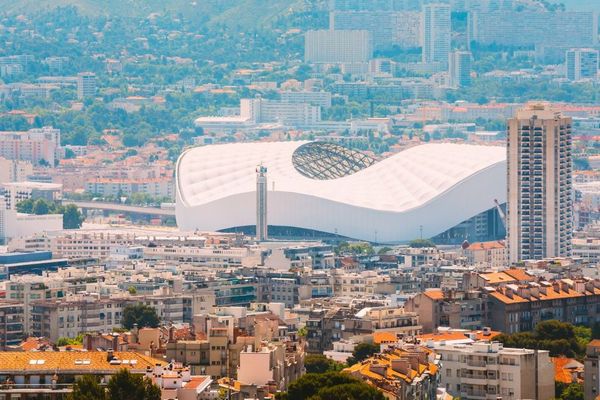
[507,103,573,263]
[0,158,33,183]
[280,90,332,108]
[486,278,600,334]
[0,301,25,349]
[305,30,372,63]
[405,289,484,333]
[432,341,554,400]
[237,342,304,391]
[422,3,451,67]
[330,11,421,50]
[76,72,96,100]
[566,48,599,81]
[1,181,62,210]
[448,50,472,87]
[468,11,598,48]
[256,165,268,241]
[462,241,507,268]
[585,340,600,400]
[345,344,440,400]
[0,127,61,166]
[85,177,174,199]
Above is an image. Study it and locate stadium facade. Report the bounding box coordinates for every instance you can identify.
[176,141,507,244]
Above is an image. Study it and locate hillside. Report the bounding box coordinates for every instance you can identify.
[0,0,325,28]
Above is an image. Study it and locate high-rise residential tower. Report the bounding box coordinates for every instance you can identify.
[77,72,96,100]
[422,3,451,67]
[256,165,268,241]
[507,103,573,263]
[566,48,599,81]
[448,50,472,87]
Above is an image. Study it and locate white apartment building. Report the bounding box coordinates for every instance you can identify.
[566,48,599,81]
[507,104,573,263]
[305,30,372,63]
[240,98,321,127]
[280,91,332,108]
[1,181,62,210]
[0,127,61,166]
[77,72,96,99]
[422,4,451,66]
[333,270,391,297]
[0,158,32,183]
[85,177,174,199]
[143,245,262,268]
[433,341,554,400]
[448,51,472,88]
[330,11,421,50]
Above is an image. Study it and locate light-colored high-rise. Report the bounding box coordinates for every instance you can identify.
[448,50,472,87]
[507,103,573,263]
[422,3,451,66]
[304,30,372,63]
[256,165,268,241]
[77,72,96,100]
[566,48,599,81]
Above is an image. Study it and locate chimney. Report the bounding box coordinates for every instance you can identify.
[132,323,139,344]
[391,358,410,375]
[169,325,175,343]
[112,334,119,352]
[107,348,114,362]
[574,281,586,294]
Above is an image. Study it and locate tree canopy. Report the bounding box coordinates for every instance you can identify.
[121,304,160,330]
[495,320,591,358]
[346,342,380,366]
[276,371,384,400]
[106,369,161,400]
[304,354,345,374]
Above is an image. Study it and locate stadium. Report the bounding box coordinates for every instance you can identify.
[176,141,507,244]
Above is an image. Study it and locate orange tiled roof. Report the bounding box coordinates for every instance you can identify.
[467,241,505,251]
[480,272,515,284]
[418,330,500,343]
[503,268,534,282]
[423,289,444,300]
[373,332,397,344]
[0,351,166,373]
[552,357,583,384]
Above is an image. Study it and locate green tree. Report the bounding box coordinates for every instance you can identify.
[33,199,50,215]
[106,369,160,400]
[409,239,435,248]
[282,371,384,400]
[304,354,344,374]
[347,342,379,365]
[63,204,84,229]
[16,198,34,214]
[69,375,106,400]
[121,304,160,330]
[558,382,584,400]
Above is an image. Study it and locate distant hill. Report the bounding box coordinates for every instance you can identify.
[0,0,323,28]
[562,0,600,11]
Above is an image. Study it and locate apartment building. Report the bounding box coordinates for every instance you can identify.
[405,289,484,333]
[1,181,62,210]
[507,104,573,262]
[0,301,25,349]
[143,245,262,268]
[330,11,421,50]
[305,29,372,63]
[468,11,598,48]
[585,340,600,400]
[345,344,440,400]
[280,90,332,108]
[422,3,451,67]
[237,341,304,391]
[486,278,600,333]
[0,127,61,166]
[462,240,507,268]
[433,341,554,400]
[566,48,599,81]
[85,177,174,199]
[0,158,32,183]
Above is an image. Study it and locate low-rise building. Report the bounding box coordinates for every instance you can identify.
[432,341,554,400]
[345,344,440,400]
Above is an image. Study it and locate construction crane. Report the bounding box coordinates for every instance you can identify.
[494,199,507,230]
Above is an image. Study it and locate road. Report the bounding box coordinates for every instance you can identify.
[64,201,176,217]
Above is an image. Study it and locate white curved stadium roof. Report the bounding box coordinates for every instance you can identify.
[176,141,507,243]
